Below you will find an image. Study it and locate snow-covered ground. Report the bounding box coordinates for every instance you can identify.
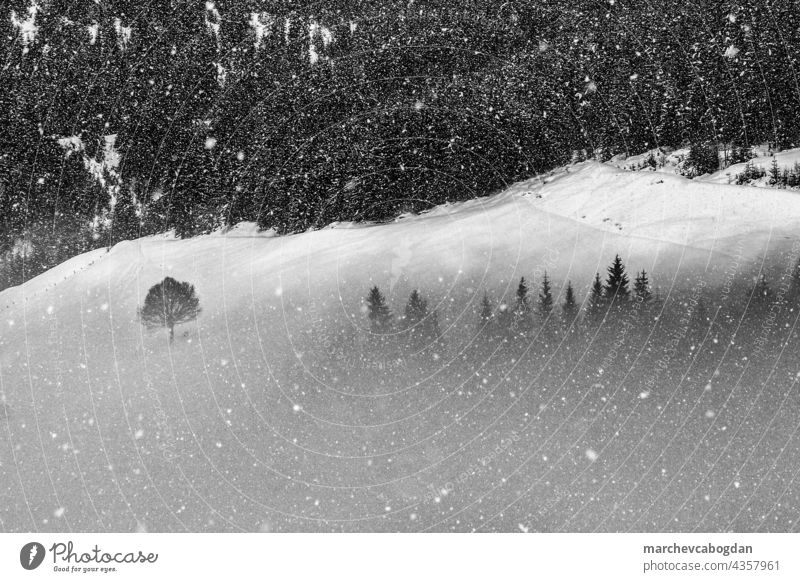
[2,161,800,532]
[705,147,800,187]
[614,144,800,190]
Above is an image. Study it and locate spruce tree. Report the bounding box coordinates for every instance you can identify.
[515,277,530,313]
[769,158,781,186]
[586,272,606,319]
[403,289,426,350]
[538,272,554,316]
[366,286,393,334]
[424,310,442,350]
[403,289,441,350]
[404,289,428,327]
[478,292,496,343]
[513,276,533,336]
[634,270,652,304]
[604,255,630,303]
[687,142,719,177]
[562,280,578,320]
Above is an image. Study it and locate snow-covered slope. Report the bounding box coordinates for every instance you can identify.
[614,144,800,190]
[705,147,800,187]
[2,161,800,532]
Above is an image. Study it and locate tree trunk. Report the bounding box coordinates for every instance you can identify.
[169,325,174,343]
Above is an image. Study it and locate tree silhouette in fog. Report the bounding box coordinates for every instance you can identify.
[366,286,393,334]
[138,277,201,342]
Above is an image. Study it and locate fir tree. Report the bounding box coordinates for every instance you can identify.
[586,272,606,319]
[633,270,652,304]
[513,276,533,335]
[538,272,554,316]
[403,289,440,350]
[478,292,496,343]
[515,277,530,313]
[107,184,141,247]
[686,142,719,177]
[366,286,393,334]
[769,158,782,186]
[404,289,428,327]
[562,280,578,320]
[604,255,630,303]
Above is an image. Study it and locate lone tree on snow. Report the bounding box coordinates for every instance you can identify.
[138,277,201,342]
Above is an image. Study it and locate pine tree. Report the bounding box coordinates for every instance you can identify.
[687,142,719,177]
[538,272,554,317]
[513,276,533,336]
[366,286,393,334]
[515,277,530,313]
[478,292,496,343]
[633,270,652,304]
[586,272,606,319]
[562,280,578,320]
[769,158,781,186]
[107,184,141,247]
[404,289,428,327]
[425,310,442,350]
[604,255,630,304]
[138,277,202,342]
[403,289,440,350]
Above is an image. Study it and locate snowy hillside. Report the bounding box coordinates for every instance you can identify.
[614,145,800,190]
[3,161,800,533]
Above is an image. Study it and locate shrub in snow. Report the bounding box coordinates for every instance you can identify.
[138,277,201,342]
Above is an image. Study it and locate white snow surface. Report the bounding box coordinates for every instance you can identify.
[706,147,800,187]
[2,161,800,532]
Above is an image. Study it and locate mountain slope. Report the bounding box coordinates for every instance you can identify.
[2,161,800,532]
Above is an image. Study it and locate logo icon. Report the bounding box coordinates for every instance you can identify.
[20,542,45,570]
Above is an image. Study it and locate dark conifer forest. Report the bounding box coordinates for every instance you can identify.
[2,1,800,288]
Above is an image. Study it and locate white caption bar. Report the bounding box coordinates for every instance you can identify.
[1,533,797,581]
